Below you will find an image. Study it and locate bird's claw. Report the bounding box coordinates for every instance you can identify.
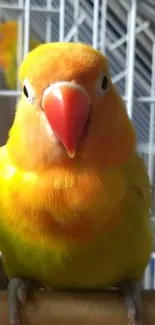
[119,280,142,325]
[8,277,30,325]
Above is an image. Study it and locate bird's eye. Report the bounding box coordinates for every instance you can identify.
[96,72,109,96]
[23,79,35,104]
[101,75,108,90]
[23,85,28,98]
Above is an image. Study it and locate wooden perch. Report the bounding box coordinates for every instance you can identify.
[0,290,154,325]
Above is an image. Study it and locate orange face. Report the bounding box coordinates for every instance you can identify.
[8,42,136,170]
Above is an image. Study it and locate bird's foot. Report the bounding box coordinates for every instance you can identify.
[8,277,30,325]
[119,280,142,325]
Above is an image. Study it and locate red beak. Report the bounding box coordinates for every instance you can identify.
[42,82,90,158]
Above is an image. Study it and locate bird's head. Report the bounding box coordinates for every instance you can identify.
[8,42,136,170]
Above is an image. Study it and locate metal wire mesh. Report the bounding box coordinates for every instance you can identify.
[0,0,155,289]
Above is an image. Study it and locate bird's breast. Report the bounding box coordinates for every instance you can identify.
[0,163,126,245]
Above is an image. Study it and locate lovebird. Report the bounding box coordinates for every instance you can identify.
[0,20,39,89]
[0,42,153,325]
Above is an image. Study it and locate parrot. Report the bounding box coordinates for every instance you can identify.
[0,20,39,89]
[0,42,153,325]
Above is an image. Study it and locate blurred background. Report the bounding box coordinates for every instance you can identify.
[0,0,155,290]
